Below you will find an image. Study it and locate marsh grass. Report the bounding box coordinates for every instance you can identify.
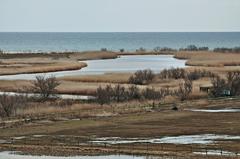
[174,51,240,67]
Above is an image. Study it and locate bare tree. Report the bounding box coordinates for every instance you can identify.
[178,78,193,101]
[210,75,227,97]
[32,75,60,101]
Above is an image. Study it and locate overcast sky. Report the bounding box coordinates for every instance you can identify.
[0,0,240,32]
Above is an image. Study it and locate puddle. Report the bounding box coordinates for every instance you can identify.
[91,134,240,145]
[185,109,240,113]
[12,136,27,140]
[194,150,240,156]
[0,151,178,159]
[0,139,8,144]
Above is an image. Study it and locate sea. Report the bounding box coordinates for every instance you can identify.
[0,32,240,52]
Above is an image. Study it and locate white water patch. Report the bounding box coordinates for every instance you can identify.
[185,109,240,113]
[0,92,95,100]
[194,150,240,156]
[91,134,240,145]
[0,55,186,80]
[0,151,176,159]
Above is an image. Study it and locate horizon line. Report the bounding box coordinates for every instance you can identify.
[0,31,240,33]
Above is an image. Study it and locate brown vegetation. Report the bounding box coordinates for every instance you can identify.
[174,51,240,67]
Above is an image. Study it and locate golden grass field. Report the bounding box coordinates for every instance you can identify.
[175,51,240,67]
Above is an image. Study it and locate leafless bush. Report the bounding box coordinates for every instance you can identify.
[0,94,28,117]
[112,84,128,102]
[31,75,60,101]
[129,69,155,85]
[159,68,186,79]
[127,85,141,100]
[96,85,113,105]
[96,84,173,104]
[142,87,161,100]
[177,78,193,101]
[136,47,146,52]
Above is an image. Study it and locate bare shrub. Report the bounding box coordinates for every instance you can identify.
[112,84,127,102]
[142,87,161,100]
[177,78,193,101]
[0,94,27,117]
[129,69,155,85]
[96,85,113,105]
[159,68,186,79]
[127,85,141,100]
[32,75,60,101]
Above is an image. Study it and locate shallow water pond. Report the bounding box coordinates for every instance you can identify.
[185,109,240,113]
[0,55,186,80]
[91,134,240,145]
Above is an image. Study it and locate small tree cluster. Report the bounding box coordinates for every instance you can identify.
[119,48,125,53]
[179,45,209,51]
[153,47,177,53]
[32,75,60,101]
[96,84,171,104]
[210,71,240,97]
[129,69,155,85]
[159,68,186,79]
[213,47,240,53]
[136,47,146,52]
[101,48,108,52]
[159,68,215,80]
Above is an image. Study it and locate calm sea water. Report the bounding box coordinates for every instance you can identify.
[0,32,240,52]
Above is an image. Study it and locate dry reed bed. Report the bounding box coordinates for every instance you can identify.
[59,73,132,83]
[0,51,118,75]
[174,51,240,67]
[0,61,87,75]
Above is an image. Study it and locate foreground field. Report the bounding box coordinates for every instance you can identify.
[0,97,240,158]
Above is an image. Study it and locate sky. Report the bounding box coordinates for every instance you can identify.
[0,0,240,32]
